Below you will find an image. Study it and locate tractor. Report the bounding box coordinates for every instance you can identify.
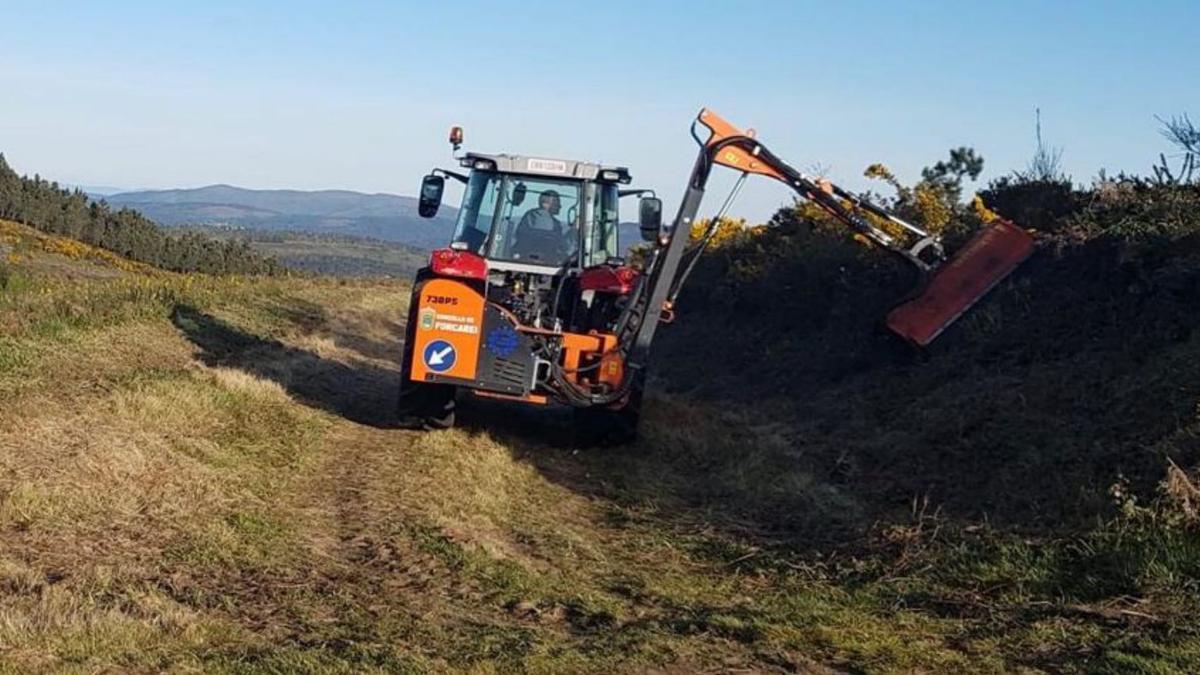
[398,109,1033,443]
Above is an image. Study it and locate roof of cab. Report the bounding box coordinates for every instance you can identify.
[460,153,630,183]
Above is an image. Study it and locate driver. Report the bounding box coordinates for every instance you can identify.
[515,190,575,262]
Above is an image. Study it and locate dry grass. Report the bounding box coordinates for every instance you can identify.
[1164,460,1200,524]
[1,243,1198,672]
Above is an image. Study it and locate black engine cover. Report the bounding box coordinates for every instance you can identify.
[475,305,538,396]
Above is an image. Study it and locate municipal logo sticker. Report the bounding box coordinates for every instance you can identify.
[419,308,436,330]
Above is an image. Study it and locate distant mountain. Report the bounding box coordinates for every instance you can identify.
[105,184,457,250]
[63,184,132,197]
[618,223,648,256]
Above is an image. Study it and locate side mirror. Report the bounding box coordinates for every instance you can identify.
[418,174,445,218]
[512,182,527,207]
[638,197,663,241]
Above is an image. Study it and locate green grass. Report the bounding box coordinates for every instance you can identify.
[2,214,1200,672]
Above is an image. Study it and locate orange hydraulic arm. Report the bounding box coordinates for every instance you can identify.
[685,109,1034,346]
[616,108,1033,384]
[691,109,945,273]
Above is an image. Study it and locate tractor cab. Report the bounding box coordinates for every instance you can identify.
[418,151,662,275]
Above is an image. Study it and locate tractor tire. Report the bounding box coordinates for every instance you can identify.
[573,371,645,447]
[396,273,457,430]
[396,380,456,430]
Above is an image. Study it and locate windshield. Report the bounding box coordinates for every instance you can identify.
[450,171,620,268]
[449,171,501,255]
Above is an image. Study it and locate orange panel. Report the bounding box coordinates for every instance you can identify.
[887,220,1035,346]
[560,332,603,374]
[696,108,787,182]
[473,390,549,405]
[558,331,622,390]
[597,347,624,388]
[410,278,485,382]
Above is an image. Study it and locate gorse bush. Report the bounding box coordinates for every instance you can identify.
[1073,179,1200,242]
[862,147,985,238]
[688,216,753,249]
[657,147,1200,535]
[979,175,1079,231]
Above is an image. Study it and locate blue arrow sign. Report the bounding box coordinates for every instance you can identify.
[423,340,457,373]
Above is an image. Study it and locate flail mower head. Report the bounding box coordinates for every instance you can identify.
[886,219,1034,346]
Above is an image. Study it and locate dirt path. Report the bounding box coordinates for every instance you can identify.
[0,278,1015,673]
[161,283,799,671]
[0,279,992,672]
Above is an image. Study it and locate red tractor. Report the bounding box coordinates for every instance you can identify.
[398,110,1033,443]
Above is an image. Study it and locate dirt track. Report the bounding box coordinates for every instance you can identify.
[2,281,828,672]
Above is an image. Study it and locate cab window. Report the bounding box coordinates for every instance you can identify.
[450,171,500,254]
[493,176,581,265]
[583,183,620,267]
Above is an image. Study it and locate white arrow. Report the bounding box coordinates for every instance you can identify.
[428,345,454,366]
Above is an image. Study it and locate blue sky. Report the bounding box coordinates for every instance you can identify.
[1,0,1197,222]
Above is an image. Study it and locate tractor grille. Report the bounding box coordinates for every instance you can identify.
[490,357,528,390]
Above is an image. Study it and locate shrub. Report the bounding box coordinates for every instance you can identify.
[862,150,993,249]
[979,175,1080,231]
[1072,180,1200,242]
[657,158,1200,532]
[688,216,752,250]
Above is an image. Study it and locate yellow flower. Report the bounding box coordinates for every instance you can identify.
[972,194,999,223]
[913,183,952,232]
[689,217,747,249]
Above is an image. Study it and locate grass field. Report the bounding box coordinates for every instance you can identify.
[2,219,1199,673]
[165,226,429,278]
[248,235,426,277]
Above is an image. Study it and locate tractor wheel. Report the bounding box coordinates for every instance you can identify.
[396,334,456,430]
[573,371,645,447]
[396,380,456,430]
[396,274,456,430]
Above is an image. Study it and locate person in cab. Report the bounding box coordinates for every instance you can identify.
[515,189,575,263]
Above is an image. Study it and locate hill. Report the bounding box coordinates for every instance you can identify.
[106,184,458,250]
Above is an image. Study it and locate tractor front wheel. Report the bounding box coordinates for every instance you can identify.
[397,273,457,430]
[396,380,456,430]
